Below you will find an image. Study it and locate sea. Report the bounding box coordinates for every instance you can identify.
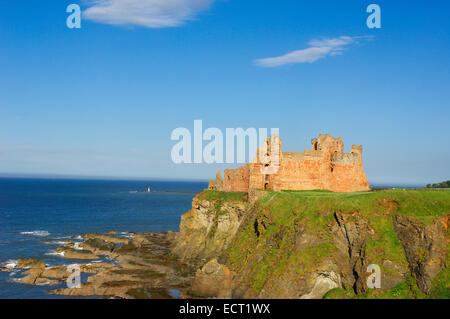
[0,177,206,299]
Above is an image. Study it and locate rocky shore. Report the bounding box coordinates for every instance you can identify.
[1,232,196,299]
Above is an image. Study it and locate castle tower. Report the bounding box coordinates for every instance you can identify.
[311,134,343,154]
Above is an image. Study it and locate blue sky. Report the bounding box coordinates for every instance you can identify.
[0,0,449,185]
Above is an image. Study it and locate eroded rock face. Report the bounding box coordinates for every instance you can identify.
[331,211,409,292]
[300,271,341,299]
[333,211,371,293]
[393,214,449,293]
[191,259,232,298]
[256,259,343,299]
[171,194,247,266]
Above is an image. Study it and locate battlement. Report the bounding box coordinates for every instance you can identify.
[351,144,363,155]
[311,133,343,153]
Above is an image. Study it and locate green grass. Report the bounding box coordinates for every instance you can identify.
[198,190,248,215]
[324,278,423,299]
[428,268,450,299]
[355,275,426,299]
[199,190,247,203]
[323,287,356,299]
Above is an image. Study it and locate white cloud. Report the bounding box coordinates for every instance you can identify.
[83,0,214,28]
[254,36,371,67]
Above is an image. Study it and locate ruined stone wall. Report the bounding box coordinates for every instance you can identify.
[327,162,370,192]
[312,134,344,153]
[249,163,265,191]
[328,149,370,192]
[208,134,370,194]
[272,157,327,191]
[222,164,250,192]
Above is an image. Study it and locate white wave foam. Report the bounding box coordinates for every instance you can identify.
[1,259,17,269]
[36,281,52,286]
[72,242,83,250]
[45,241,70,246]
[45,251,65,257]
[120,232,134,238]
[21,230,50,237]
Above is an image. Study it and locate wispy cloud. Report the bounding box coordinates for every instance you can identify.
[254,36,372,67]
[83,0,215,28]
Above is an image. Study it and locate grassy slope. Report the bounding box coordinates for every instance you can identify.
[219,189,450,298]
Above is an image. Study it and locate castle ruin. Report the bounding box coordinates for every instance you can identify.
[208,134,370,196]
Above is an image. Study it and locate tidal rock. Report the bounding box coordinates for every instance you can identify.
[34,277,61,286]
[82,238,115,252]
[83,233,129,244]
[41,266,69,279]
[56,246,98,260]
[18,261,47,285]
[17,258,46,269]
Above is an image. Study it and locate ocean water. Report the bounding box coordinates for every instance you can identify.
[0,178,206,299]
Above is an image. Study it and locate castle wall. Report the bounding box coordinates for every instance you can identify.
[272,158,325,191]
[223,164,250,192]
[210,134,370,194]
[328,156,370,192]
[249,163,265,190]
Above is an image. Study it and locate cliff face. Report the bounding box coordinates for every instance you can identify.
[170,191,248,267]
[170,189,450,299]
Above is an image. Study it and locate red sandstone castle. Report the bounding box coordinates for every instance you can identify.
[208,134,370,195]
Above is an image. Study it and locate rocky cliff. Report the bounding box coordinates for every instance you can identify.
[169,191,247,268]
[170,189,450,299]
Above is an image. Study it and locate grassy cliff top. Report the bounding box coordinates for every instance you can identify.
[197,190,248,203]
[221,188,449,297]
[260,188,450,225]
